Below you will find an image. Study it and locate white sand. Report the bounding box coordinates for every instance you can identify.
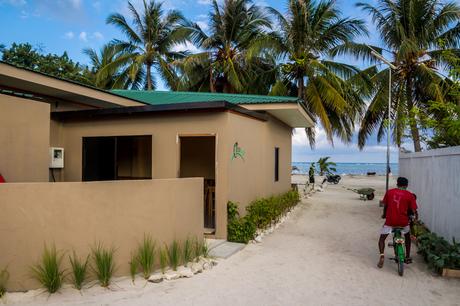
[4,175,460,306]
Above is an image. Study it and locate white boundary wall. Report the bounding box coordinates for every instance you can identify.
[399,146,460,242]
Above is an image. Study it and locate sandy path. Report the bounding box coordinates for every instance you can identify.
[7,176,460,306]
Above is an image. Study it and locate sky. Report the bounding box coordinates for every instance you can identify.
[0,0,409,163]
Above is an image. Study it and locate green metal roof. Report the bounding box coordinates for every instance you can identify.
[111,90,299,106]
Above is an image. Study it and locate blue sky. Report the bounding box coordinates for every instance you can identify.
[0,0,405,163]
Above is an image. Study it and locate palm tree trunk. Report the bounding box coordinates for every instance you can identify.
[146,64,152,91]
[406,78,422,152]
[297,75,304,99]
[210,69,215,93]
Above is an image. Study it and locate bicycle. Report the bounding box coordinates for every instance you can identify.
[391,228,406,276]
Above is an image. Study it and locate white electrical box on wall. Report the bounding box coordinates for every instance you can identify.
[49,147,64,168]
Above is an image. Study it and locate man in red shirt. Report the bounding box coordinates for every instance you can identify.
[378,177,418,268]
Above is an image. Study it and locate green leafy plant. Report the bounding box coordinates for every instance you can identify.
[91,243,116,287]
[183,237,193,265]
[31,244,64,293]
[228,190,300,243]
[417,231,460,272]
[136,235,156,279]
[159,247,168,274]
[0,267,9,298]
[68,251,89,290]
[166,241,181,271]
[129,253,138,283]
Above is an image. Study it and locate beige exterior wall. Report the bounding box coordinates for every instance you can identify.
[0,94,50,182]
[51,111,291,237]
[0,178,203,291]
[52,112,232,238]
[227,113,292,214]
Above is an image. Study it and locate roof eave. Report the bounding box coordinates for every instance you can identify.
[51,101,269,122]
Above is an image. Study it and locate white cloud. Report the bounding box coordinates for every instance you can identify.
[69,0,81,9]
[92,31,104,40]
[92,1,101,10]
[172,41,200,53]
[197,0,212,4]
[19,9,28,18]
[196,21,209,31]
[79,31,87,42]
[63,31,75,39]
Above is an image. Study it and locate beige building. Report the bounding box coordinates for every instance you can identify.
[1,61,313,237]
[0,62,312,290]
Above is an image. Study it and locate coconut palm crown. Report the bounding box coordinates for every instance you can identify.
[105,0,189,90]
[177,0,276,93]
[84,44,144,90]
[267,0,371,146]
[349,0,460,151]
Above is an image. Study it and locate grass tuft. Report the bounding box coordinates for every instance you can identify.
[31,244,64,293]
[193,238,209,260]
[91,243,116,288]
[137,235,156,279]
[201,239,209,258]
[68,251,89,290]
[183,237,193,265]
[159,247,168,274]
[0,267,9,298]
[166,240,181,271]
[129,253,138,283]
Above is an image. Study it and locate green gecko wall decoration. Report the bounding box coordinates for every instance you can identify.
[231,142,245,161]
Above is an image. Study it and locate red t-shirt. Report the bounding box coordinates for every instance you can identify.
[382,188,418,227]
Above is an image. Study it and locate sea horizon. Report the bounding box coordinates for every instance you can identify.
[292,162,399,175]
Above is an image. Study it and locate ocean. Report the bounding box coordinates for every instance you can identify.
[292,162,399,176]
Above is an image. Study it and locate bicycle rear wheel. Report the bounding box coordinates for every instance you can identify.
[395,245,405,276]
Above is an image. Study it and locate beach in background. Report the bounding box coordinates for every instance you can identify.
[292,162,399,175]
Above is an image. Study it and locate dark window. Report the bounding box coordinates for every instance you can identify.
[82,135,152,181]
[275,147,279,182]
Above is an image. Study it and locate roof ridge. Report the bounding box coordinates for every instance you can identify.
[111,90,298,100]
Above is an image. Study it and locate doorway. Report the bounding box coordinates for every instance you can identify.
[179,136,216,232]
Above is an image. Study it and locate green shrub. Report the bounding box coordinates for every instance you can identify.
[0,267,9,298]
[183,237,193,264]
[166,241,181,271]
[91,243,115,287]
[417,232,460,272]
[31,244,64,293]
[68,251,89,290]
[129,253,138,283]
[228,216,257,243]
[136,235,156,279]
[227,190,300,243]
[159,247,168,273]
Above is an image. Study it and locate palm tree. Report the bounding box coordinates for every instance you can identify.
[177,0,276,93]
[317,157,336,176]
[105,0,189,90]
[350,0,460,152]
[267,0,371,146]
[83,44,144,89]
